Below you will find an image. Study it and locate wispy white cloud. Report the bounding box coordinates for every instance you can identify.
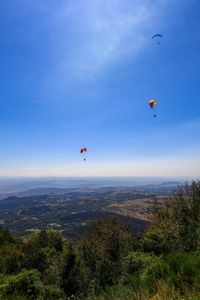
[12,0,188,93]
[64,2,151,75]
[39,0,176,90]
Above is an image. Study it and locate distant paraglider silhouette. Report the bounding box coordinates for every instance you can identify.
[80,147,87,161]
[149,99,157,117]
[152,34,163,45]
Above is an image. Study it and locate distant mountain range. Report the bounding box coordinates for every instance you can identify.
[0,176,187,200]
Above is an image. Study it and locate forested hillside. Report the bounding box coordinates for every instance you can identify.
[0,181,200,300]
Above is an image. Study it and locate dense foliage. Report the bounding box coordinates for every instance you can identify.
[0,181,200,299]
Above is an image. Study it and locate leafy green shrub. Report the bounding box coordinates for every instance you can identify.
[0,269,44,299]
[24,230,63,270]
[165,252,200,293]
[123,252,154,275]
[90,284,149,300]
[147,181,200,253]
[95,259,118,287]
[0,244,24,274]
[140,256,169,292]
[139,232,170,254]
[122,252,168,292]
[43,285,65,300]
[1,292,28,300]
[0,227,17,246]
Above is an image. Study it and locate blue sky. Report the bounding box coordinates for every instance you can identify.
[0,0,200,177]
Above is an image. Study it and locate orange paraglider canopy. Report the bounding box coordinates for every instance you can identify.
[149,99,157,108]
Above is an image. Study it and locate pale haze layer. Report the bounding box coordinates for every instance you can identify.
[0,0,200,177]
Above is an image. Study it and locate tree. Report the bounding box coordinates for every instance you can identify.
[0,269,44,299]
[78,216,133,289]
[23,230,63,271]
[144,181,200,252]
